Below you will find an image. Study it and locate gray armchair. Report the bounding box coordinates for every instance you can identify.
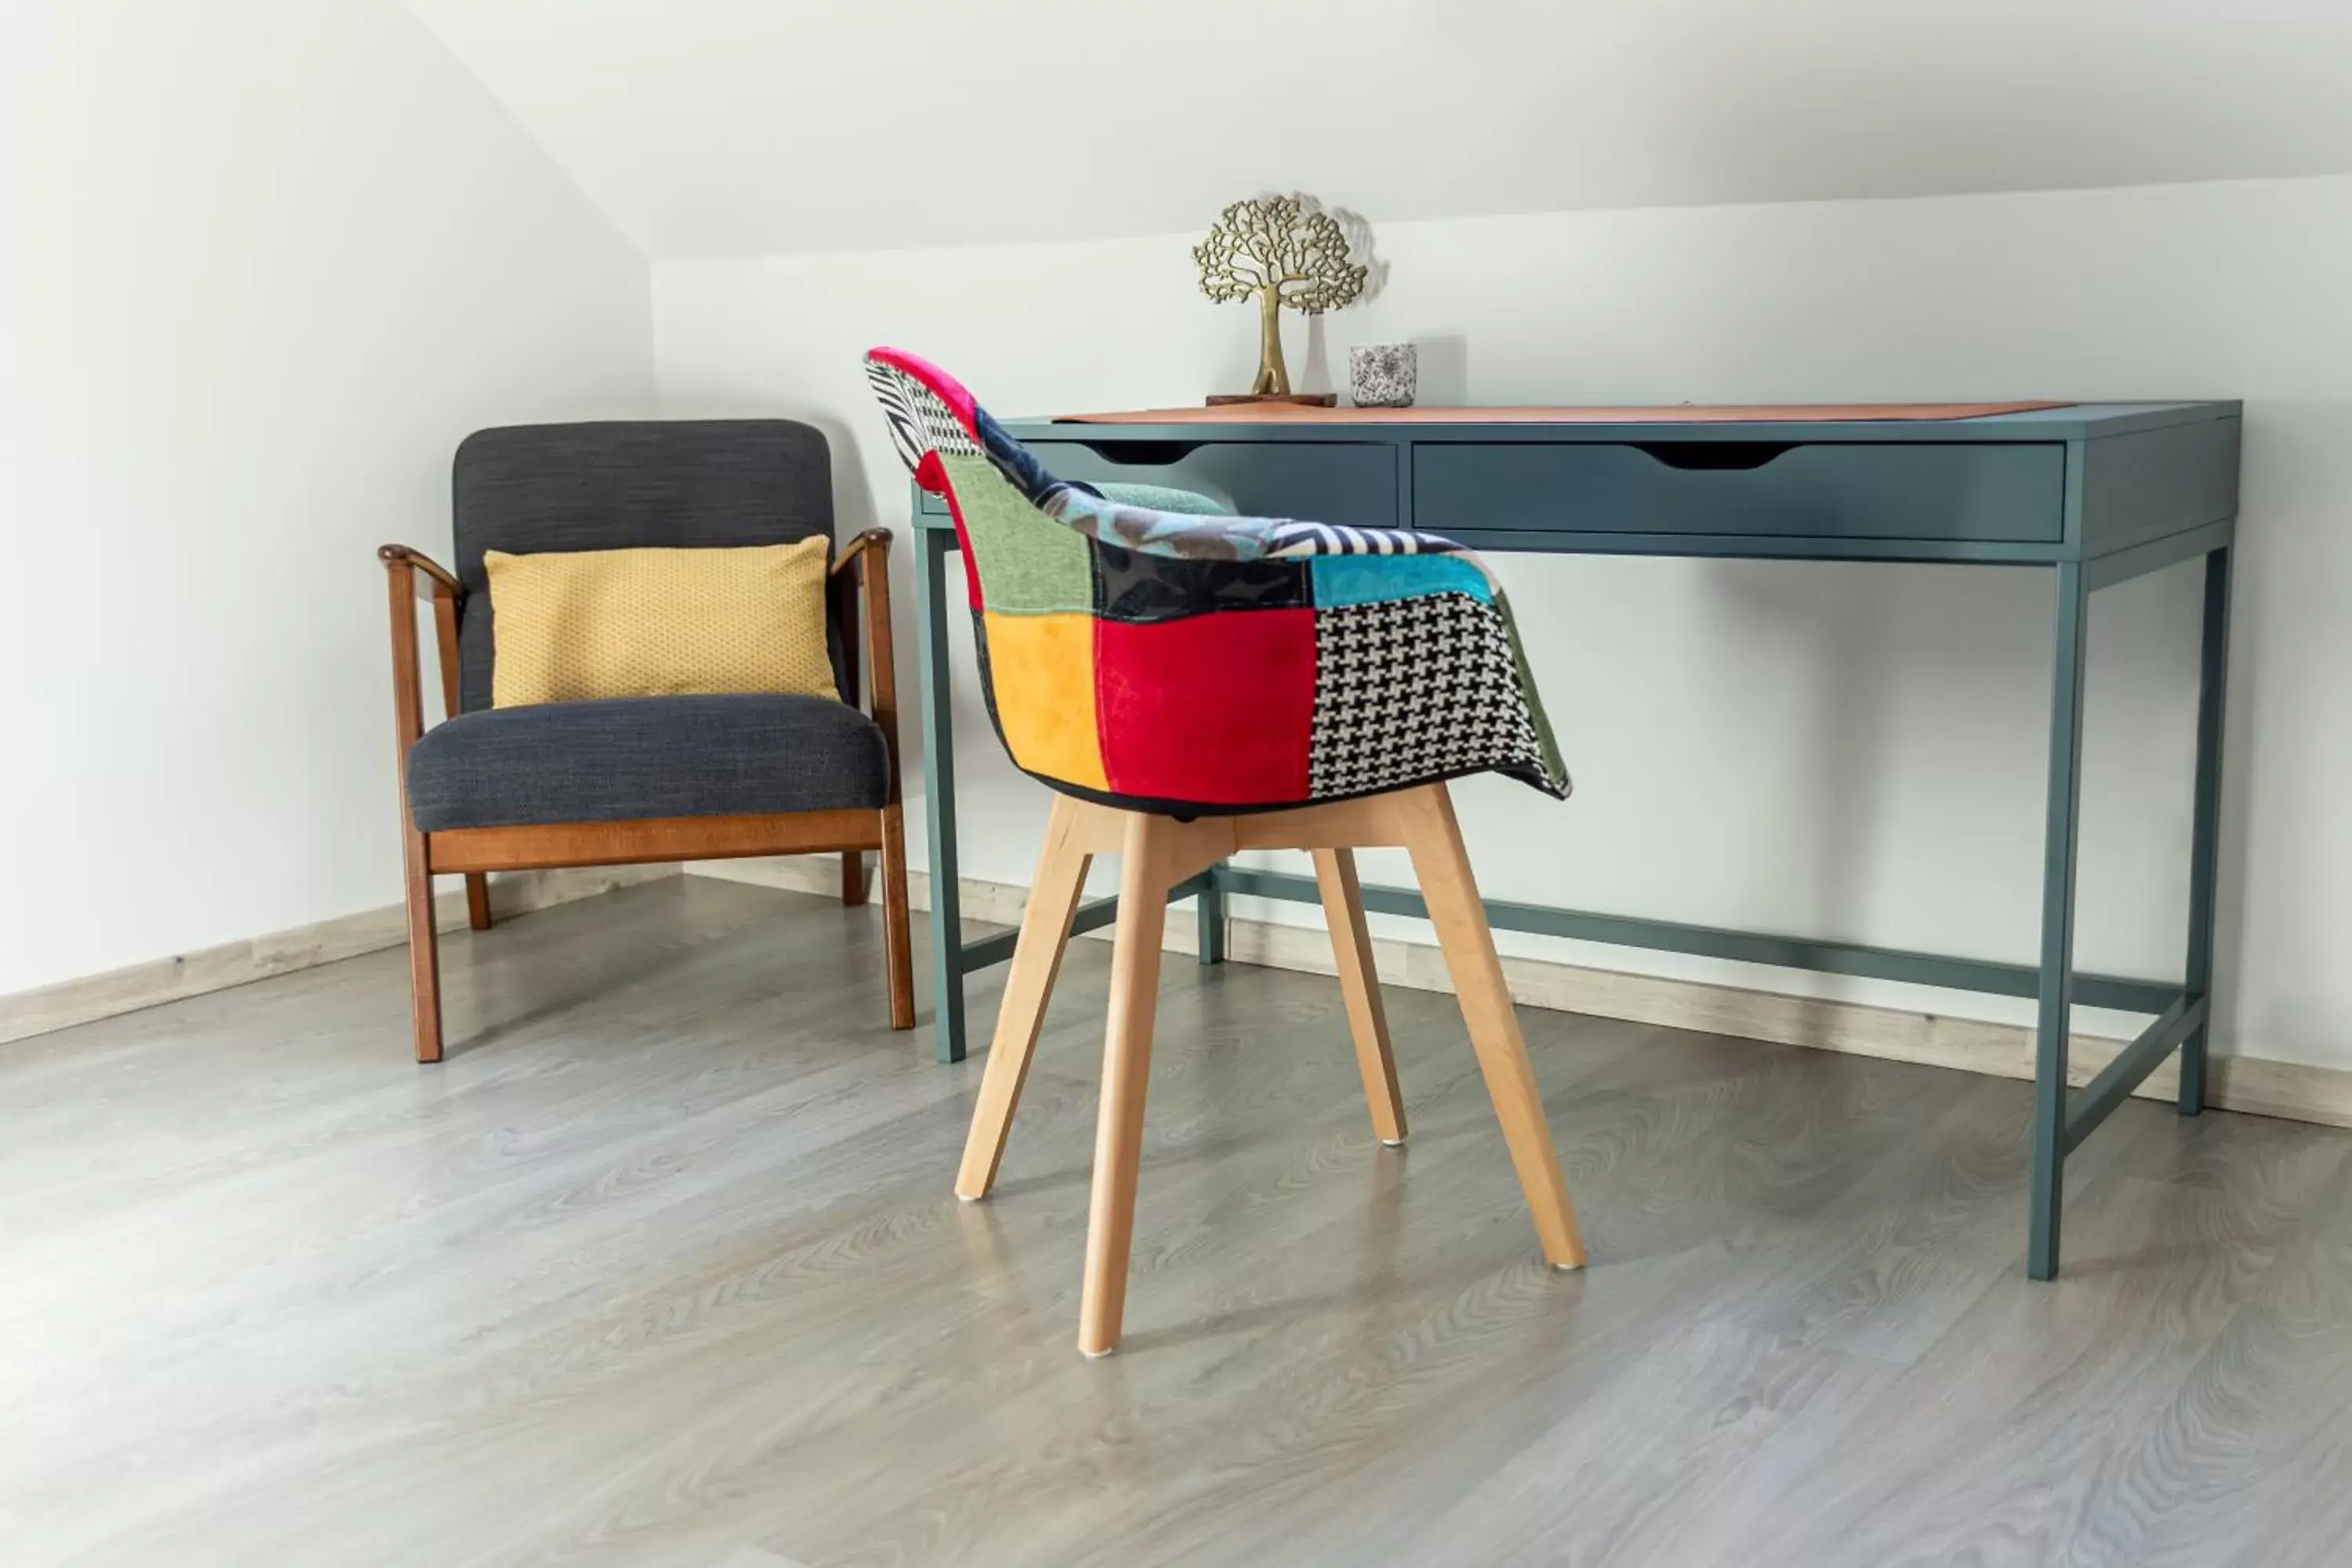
[380,420,913,1062]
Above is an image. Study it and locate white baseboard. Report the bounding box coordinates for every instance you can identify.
[0,865,677,1046]
[689,855,862,898]
[691,854,2352,1132]
[16,844,2343,1136]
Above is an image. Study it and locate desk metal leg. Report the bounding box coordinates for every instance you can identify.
[2029,561,2090,1280]
[1197,865,1227,965]
[2179,545,2234,1115]
[913,527,968,1064]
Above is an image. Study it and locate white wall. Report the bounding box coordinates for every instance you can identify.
[408,0,2352,257]
[653,175,2352,1070]
[0,0,653,994]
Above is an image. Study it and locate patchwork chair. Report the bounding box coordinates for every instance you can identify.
[380,421,913,1063]
[865,348,1585,1356]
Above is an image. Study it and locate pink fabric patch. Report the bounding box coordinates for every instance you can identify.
[912,449,948,497]
[938,482,985,611]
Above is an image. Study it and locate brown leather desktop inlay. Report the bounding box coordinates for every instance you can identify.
[1054,401,2073,425]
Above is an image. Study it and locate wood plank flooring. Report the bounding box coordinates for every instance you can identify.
[2,877,2347,1567]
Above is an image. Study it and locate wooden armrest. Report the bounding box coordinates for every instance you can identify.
[379,544,463,600]
[827,528,902,803]
[381,545,466,759]
[829,528,893,578]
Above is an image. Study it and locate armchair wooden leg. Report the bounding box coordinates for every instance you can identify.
[1313,847,1406,1146]
[878,804,915,1030]
[840,850,869,907]
[1079,811,1172,1357]
[956,796,1094,1200]
[1396,785,1585,1269]
[463,873,493,931]
[403,829,445,1065]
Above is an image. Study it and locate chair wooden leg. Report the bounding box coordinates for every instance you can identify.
[1313,847,1406,1145]
[404,829,445,1065]
[878,804,915,1031]
[463,873,493,931]
[1396,785,1585,1269]
[956,797,1094,1200]
[1079,811,1172,1357]
[840,850,869,907]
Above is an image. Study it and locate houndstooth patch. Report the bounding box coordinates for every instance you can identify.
[866,361,981,472]
[1308,593,1545,798]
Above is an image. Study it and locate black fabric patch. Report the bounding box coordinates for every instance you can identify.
[971,605,1009,759]
[1089,544,1311,622]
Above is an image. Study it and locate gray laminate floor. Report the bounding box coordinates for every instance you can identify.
[4,878,2348,1567]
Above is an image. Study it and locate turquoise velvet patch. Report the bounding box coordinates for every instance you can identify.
[1310,554,1494,608]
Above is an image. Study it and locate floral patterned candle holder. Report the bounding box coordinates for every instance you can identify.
[1348,343,1417,408]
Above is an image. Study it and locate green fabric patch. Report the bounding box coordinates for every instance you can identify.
[939,453,1094,615]
[1493,589,1570,794]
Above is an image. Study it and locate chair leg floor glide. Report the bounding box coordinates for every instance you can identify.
[964,782,1584,1356]
[401,828,445,1066]
[1078,812,1176,1357]
[1396,785,1588,1271]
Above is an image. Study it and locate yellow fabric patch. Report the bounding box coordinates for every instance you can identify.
[981,611,1106,790]
[487,540,838,708]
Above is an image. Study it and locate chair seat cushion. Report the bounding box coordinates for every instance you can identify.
[406,694,887,832]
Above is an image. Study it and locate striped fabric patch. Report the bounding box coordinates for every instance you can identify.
[1265,520,1462,557]
[864,360,980,472]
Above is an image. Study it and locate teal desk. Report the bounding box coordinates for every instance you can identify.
[908,401,2242,1279]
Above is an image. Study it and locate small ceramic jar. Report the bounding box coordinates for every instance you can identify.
[1348,343,1417,408]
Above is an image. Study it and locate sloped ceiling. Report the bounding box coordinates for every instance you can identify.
[407,0,2352,260]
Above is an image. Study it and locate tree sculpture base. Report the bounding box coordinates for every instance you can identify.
[1206,392,1339,408]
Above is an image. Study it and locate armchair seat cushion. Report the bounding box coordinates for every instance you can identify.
[406,694,888,832]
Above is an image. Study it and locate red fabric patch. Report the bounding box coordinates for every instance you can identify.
[912,448,948,497]
[939,484,985,611]
[1096,611,1316,805]
[868,346,980,443]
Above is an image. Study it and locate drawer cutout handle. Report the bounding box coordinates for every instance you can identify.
[1633,441,1795,472]
[1080,440,1205,466]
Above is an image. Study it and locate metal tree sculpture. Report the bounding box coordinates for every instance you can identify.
[1193,195,1367,397]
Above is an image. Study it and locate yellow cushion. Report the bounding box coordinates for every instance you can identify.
[486,540,838,708]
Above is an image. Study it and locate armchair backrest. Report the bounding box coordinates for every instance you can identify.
[862,347,1569,813]
[450,420,840,713]
[865,348,1345,810]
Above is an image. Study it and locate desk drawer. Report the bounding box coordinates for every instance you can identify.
[1024,440,1398,528]
[1413,441,2065,543]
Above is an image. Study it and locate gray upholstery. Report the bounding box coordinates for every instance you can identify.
[408,420,887,835]
[452,421,843,714]
[406,695,887,832]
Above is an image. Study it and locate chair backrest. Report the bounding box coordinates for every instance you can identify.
[864,348,1330,808]
[862,347,1569,811]
[450,420,840,713]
